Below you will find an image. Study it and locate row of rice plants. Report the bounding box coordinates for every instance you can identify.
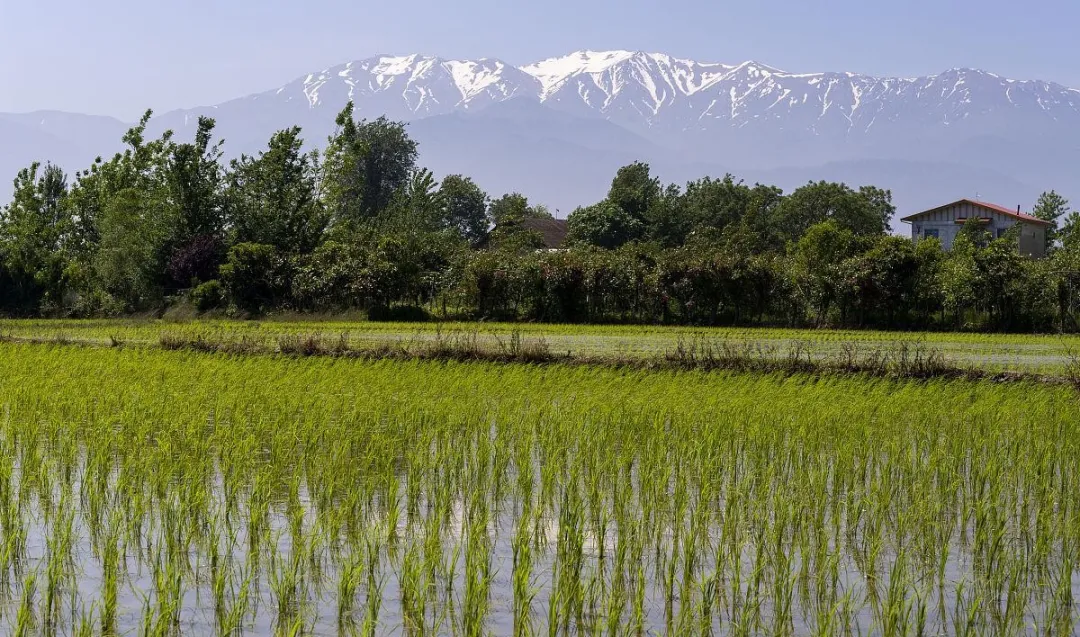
[0,343,1076,634]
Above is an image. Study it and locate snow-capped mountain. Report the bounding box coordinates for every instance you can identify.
[236,51,1080,137]
[293,54,541,117]
[152,50,1080,143]
[522,51,1080,135]
[3,50,1079,223]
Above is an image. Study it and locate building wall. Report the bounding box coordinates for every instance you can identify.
[908,202,1046,258]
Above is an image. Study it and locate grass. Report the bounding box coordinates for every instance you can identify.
[3,317,1080,375]
[0,339,1076,633]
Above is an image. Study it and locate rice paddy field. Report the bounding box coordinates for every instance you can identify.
[0,322,1080,636]
[3,318,1080,375]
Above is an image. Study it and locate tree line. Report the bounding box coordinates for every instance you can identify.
[2,103,1079,331]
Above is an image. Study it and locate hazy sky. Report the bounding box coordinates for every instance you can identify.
[2,0,1077,120]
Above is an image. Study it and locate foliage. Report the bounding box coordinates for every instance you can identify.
[190,279,226,312]
[772,181,894,243]
[0,103,1076,333]
[566,201,644,249]
[0,163,73,312]
[1034,190,1072,249]
[226,127,327,254]
[93,188,175,312]
[219,243,291,313]
[322,102,418,226]
[438,174,489,245]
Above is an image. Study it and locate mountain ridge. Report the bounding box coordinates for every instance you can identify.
[211,50,1080,132]
[2,50,1077,226]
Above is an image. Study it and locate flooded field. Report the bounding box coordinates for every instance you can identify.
[0,340,1078,634]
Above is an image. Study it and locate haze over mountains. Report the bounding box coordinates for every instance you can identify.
[3,50,1079,225]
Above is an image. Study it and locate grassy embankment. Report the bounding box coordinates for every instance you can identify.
[3,318,1080,377]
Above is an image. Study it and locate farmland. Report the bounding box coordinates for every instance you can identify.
[0,326,1079,634]
[3,318,1080,375]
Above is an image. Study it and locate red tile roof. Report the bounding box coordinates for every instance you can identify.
[900,199,1052,226]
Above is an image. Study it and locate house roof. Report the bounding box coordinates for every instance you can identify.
[900,198,1052,226]
[520,217,569,248]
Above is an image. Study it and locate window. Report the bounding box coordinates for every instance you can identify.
[997,228,1008,239]
[923,228,939,239]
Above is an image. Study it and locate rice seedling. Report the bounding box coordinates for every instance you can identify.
[0,337,1077,634]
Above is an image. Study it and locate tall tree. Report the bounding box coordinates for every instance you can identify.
[488,193,537,226]
[165,117,224,244]
[607,162,660,221]
[402,168,441,226]
[226,127,327,255]
[683,174,752,234]
[323,102,418,225]
[94,188,175,311]
[772,181,893,244]
[1060,211,1080,252]
[486,193,551,250]
[567,201,644,249]
[0,163,72,311]
[1033,190,1072,249]
[645,184,691,247]
[791,220,856,325]
[438,175,488,245]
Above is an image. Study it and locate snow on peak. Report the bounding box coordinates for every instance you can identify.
[285,49,1079,128]
[522,50,641,97]
[444,58,523,101]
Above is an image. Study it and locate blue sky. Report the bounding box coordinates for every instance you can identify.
[2,0,1076,120]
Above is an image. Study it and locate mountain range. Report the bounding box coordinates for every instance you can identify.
[3,50,1079,226]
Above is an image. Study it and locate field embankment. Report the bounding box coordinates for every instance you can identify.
[4,318,1080,378]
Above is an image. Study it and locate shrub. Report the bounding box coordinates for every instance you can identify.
[219,243,291,314]
[190,280,226,312]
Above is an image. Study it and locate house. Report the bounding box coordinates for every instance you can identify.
[479,217,569,251]
[900,199,1050,258]
[519,217,569,249]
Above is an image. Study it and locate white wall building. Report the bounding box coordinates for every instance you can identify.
[901,199,1050,258]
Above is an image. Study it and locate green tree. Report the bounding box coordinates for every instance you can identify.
[438,175,489,245]
[566,201,644,249]
[644,184,691,247]
[939,233,979,328]
[322,102,418,225]
[683,174,752,234]
[219,243,291,313]
[977,236,1029,329]
[913,236,945,323]
[791,220,855,325]
[486,193,551,249]
[488,192,549,226]
[607,162,660,220]
[0,163,73,312]
[1061,211,1080,251]
[225,126,327,255]
[66,110,173,259]
[956,217,992,248]
[1033,190,1072,249]
[844,236,919,326]
[772,181,893,244]
[165,116,224,245]
[94,188,175,311]
[401,168,441,227]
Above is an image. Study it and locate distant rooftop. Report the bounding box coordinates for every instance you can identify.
[900,198,1051,226]
[520,217,569,248]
